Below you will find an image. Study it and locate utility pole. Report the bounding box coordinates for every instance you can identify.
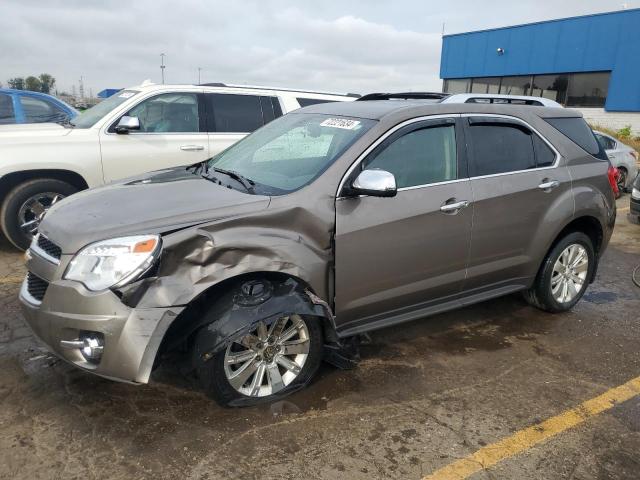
[160,53,166,84]
[198,67,202,84]
[79,76,85,99]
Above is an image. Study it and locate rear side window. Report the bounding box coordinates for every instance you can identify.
[207,93,263,133]
[595,133,616,150]
[20,96,66,123]
[364,124,457,188]
[0,94,15,124]
[467,122,536,176]
[297,98,337,108]
[544,117,607,160]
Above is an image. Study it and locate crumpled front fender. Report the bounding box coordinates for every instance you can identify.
[190,277,328,364]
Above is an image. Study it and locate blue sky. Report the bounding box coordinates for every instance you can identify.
[0,0,633,95]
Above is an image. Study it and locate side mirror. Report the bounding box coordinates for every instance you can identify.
[345,169,397,198]
[115,116,140,134]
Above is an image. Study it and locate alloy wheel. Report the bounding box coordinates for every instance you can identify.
[223,314,310,397]
[551,243,589,303]
[18,192,65,235]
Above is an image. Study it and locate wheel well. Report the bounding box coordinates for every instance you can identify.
[0,170,89,203]
[544,216,604,284]
[554,216,604,257]
[155,272,333,361]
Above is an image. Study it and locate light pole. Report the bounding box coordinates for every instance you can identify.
[198,67,202,84]
[160,53,166,84]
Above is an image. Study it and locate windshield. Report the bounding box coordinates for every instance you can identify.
[207,113,375,195]
[72,90,139,128]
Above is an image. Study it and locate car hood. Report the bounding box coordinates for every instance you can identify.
[0,122,72,137]
[39,167,271,253]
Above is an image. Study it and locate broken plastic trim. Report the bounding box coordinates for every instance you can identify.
[192,278,328,366]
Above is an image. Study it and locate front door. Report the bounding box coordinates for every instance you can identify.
[99,92,210,182]
[334,117,473,332]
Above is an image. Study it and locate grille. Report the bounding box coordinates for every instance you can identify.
[36,234,62,260]
[26,272,49,302]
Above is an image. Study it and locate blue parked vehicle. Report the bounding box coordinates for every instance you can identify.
[0,88,78,125]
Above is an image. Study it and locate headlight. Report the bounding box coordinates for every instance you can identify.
[64,235,161,291]
[632,187,640,200]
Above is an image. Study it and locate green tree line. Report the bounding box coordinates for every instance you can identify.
[7,74,56,94]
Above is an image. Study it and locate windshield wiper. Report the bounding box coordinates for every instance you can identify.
[211,167,255,193]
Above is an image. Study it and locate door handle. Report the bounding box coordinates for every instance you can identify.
[180,145,205,151]
[440,199,470,214]
[538,180,560,191]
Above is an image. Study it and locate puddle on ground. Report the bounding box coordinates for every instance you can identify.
[583,290,618,304]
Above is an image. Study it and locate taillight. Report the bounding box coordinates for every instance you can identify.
[607,165,620,197]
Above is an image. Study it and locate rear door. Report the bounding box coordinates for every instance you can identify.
[205,93,283,157]
[100,91,209,182]
[334,117,473,331]
[463,115,571,293]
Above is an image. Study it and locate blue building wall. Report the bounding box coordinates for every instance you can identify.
[440,9,640,111]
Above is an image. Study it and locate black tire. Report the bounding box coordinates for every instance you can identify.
[523,232,595,313]
[1,178,78,250]
[195,314,324,407]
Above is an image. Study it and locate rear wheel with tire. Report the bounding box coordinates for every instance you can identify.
[195,313,324,407]
[524,232,595,313]
[1,178,78,250]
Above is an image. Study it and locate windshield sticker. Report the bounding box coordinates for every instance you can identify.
[118,92,136,98]
[320,118,361,130]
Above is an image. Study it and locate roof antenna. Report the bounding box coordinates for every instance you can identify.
[441,22,446,36]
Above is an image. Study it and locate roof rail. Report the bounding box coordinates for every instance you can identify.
[198,82,360,98]
[357,92,450,101]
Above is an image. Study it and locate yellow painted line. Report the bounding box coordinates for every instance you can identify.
[618,207,630,213]
[424,376,640,480]
[0,276,24,284]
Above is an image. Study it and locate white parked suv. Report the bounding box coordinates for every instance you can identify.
[0,82,357,249]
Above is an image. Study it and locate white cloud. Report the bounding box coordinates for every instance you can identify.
[0,0,622,95]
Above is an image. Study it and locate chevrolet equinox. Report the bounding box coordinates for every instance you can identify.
[20,100,617,406]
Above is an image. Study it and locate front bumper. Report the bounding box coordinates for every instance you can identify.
[19,271,183,384]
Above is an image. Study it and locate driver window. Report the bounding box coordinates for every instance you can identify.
[364,124,457,188]
[127,93,199,133]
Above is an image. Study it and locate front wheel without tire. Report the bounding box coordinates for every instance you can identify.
[195,314,324,407]
[524,232,595,313]
[0,178,78,250]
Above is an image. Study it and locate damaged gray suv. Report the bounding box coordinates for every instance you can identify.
[20,99,617,406]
